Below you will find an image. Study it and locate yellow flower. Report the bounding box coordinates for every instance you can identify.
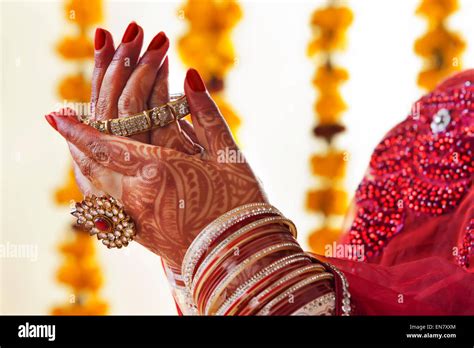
[57,257,103,292]
[312,65,349,92]
[58,74,91,102]
[178,32,236,82]
[418,66,460,90]
[417,0,458,23]
[308,6,353,55]
[65,0,103,26]
[59,232,96,260]
[310,150,347,179]
[315,91,347,124]
[306,188,348,216]
[414,25,465,61]
[308,227,342,255]
[56,35,94,60]
[180,0,242,32]
[55,165,84,205]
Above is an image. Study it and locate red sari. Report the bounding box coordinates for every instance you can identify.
[317,70,474,315]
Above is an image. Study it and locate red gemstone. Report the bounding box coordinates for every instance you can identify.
[94,217,111,232]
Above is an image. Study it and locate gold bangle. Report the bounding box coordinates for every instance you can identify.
[256,272,334,316]
[290,292,336,316]
[84,94,190,137]
[204,242,302,315]
[245,264,331,315]
[215,253,314,316]
[182,203,285,290]
[191,216,297,300]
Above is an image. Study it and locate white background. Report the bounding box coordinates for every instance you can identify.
[1,0,473,314]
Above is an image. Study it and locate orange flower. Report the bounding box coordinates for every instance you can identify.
[56,35,94,60]
[308,226,342,255]
[414,25,465,61]
[310,150,347,179]
[418,66,460,90]
[180,0,242,32]
[57,257,103,292]
[315,91,347,124]
[59,232,96,260]
[417,0,458,23]
[312,65,349,92]
[65,0,103,26]
[55,165,84,204]
[306,188,348,216]
[178,32,236,82]
[58,74,91,102]
[308,6,353,54]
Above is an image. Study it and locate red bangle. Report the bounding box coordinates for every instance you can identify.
[192,223,286,300]
[268,278,333,315]
[197,230,297,313]
[192,213,280,279]
[226,256,313,315]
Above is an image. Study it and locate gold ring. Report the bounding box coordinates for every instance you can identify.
[84,93,190,137]
[71,195,136,249]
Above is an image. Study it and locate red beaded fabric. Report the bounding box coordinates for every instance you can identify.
[345,74,473,262]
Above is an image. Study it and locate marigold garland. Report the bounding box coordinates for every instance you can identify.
[415,0,465,90]
[305,1,352,255]
[51,0,108,316]
[177,0,242,139]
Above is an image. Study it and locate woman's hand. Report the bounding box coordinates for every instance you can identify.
[72,22,198,197]
[46,25,266,268]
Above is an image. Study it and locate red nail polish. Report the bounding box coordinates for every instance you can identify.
[122,22,139,43]
[45,115,57,130]
[95,28,106,50]
[186,69,206,92]
[147,32,167,51]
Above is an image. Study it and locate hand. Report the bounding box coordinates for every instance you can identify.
[46,40,266,268]
[71,22,198,197]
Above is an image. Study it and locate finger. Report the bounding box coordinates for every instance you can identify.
[184,68,237,157]
[69,144,124,199]
[45,109,178,176]
[72,162,103,196]
[118,32,169,143]
[95,22,144,121]
[149,58,198,153]
[91,28,115,117]
[178,119,199,144]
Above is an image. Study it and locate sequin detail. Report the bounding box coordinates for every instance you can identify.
[458,219,474,269]
[348,81,473,260]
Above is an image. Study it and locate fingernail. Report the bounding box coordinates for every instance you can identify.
[95,28,106,50]
[147,32,167,51]
[122,22,139,43]
[45,115,57,130]
[186,69,206,92]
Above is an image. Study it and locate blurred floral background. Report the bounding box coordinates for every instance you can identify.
[1,0,473,314]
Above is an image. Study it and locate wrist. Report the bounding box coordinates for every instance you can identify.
[181,203,352,315]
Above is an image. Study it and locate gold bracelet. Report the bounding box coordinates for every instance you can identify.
[84,94,190,137]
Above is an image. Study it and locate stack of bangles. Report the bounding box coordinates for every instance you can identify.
[179,203,352,316]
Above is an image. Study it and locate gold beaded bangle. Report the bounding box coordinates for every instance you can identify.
[182,203,286,289]
[256,272,334,316]
[204,242,302,315]
[191,217,297,299]
[215,253,316,316]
